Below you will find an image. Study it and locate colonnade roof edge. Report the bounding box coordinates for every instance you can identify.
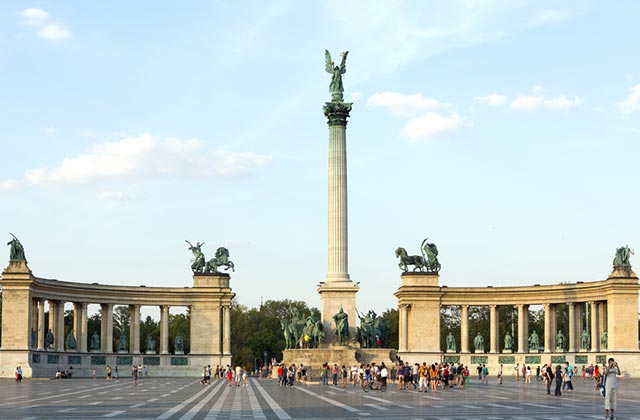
[395,274,639,305]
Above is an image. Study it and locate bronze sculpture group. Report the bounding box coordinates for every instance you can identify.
[395,238,441,273]
[186,240,235,274]
[281,306,324,349]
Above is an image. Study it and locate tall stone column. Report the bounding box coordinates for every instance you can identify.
[160,305,169,355]
[37,299,45,350]
[129,304,140,354]
[543,303,552,352]
[576,303,585,346]
[568,302,576,353]
[73,302,84,351]
[79,303,87,352]
[55,301,65,352]
[398,304,409,352]
[223,305,231,355]
[31,299,38,347]
[489,305,498,353]
[517,304,528,353]
[460,304,469,353]
[101,304,113,353]
[318,98,359,345]
[590,301,599,352]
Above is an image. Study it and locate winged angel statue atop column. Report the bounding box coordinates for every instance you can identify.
[325,50,348,101]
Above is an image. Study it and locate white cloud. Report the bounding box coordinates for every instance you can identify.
[510,87,581,111]
[96,191,135,202]
[367,91,445,116]
[404,112,471,141]
[20,7,49,24]
[473,93,508,106]
[45,127,56,135]
[19,7,72,41]
[617,84,640,115]
[10,133,270,186]
[37,23,71,41]
[0,179,22,191]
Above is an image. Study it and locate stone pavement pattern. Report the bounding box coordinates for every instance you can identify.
[1,377,640,419]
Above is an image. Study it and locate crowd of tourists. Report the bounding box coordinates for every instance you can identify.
[200,364,249,387]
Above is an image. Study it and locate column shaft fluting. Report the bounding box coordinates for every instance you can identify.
[460,305,469,353]
[543,303,552,352]
[327,124,349,281]
[160,305,169,354]
[129,305,141,354]
[37,300,45,350]
[223,305,231,355]
[55,302,65,351]
[590,301,599,352]
[517,304,527,353]
[568,303,576,352]
[489,305,498,353]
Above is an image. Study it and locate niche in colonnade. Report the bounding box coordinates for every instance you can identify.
[440,305,460,352]
[498,305,516,351]
[468,305,490,352]
[167,306,190,355]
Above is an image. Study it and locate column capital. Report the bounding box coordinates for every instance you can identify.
[323,101,352,126]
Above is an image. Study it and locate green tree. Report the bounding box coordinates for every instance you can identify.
[113,305,130,349]
[169,311,190,354]
[140,315,160,353]
[379,308,398,349]
[63,309,74,348]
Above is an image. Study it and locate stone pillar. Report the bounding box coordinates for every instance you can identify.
[323,100,353,283]
[590,301,599,352]
[223,305,231,355]
[31,299,38,347]
[517,304,527,353]
[73,302,84,351]
[576,303,584,347]
[598,301,607,339]
[129,304,141,354]
[79,303,87,352]
[568,302,576,352]
[100,303,113,353]
[460,304,469,353]
[398,304,409,352]
[489,305,498,353]
[55,301,65,352]
[37,299,45,350]
[543,303,552,353]
[160,305,169,354]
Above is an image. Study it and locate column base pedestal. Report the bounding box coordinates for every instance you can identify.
[317,281,359,347]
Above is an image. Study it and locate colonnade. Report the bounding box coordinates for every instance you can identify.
[28,298,232,355]
[395,272,639,355]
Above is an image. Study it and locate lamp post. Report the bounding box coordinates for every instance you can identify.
[263,351,268,378]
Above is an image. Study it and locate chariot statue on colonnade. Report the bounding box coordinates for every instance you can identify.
[186,240,235,274]
[395,237,441,273]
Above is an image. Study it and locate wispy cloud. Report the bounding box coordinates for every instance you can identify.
[367,91,470,141]
[5,133,270,187]
[473,93,508,106]
[19,7,72,41]
[510,86,581,111]
[96,190,135,202]
[324,1,584,79]
[617,84,640,115]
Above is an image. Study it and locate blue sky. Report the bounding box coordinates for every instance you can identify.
[1,1,639,317]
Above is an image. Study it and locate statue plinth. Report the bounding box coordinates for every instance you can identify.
[90,349,101,353]
[145,350,156,355]
[2,260,31,274]
[193,272,230,288]
[117,350,128,354]
[502,349,513,353]
[609,265,637,279]
[555,347,564,353]
[175,351,184,355]
[317,281,359,347]
[474,350,484,354]
[446,349,456,353]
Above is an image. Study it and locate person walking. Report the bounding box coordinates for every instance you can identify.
[603,358,621,420]
[544,364,554,395]
[497,364,503,384]
[132,365,138,386]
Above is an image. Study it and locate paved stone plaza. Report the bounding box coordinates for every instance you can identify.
[1,376,640,420]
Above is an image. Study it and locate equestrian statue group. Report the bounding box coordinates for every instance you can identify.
[281,306,325,350]
[186,240,235,274]
[395,238,441,273]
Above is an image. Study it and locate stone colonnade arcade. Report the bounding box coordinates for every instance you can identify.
[395,268,640,377]
[0,260,234,378]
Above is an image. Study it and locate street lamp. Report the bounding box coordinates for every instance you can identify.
[263,351,268,378]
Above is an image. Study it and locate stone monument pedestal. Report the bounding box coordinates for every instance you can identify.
[317,282,359,347]
[145,350,156,355]
[446,349,456,353]
[474,350,484,354]
[502,349,512,353]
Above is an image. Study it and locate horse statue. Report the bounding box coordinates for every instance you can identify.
[186,240,205,273]
[395,247,427,272]
[302,315,325,348]
[357,309,376,348]
[204,247,235,273]
[421,238,441,273]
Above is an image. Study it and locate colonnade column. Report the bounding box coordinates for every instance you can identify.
[517,304,528,353]
[129,305,141,354]
[568,302,576,352]
[160,305,169,355]
[489,305,498,353]
[101,304,113,353]
[460,304,469,353]
[37,299,45,350]
[543,303,552,352]
[590,301,599,352]
[223,305,231,355]
[398,304,409,352]
[73,302,87,351]
[576,303,585,347]
[55,301,65,351]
